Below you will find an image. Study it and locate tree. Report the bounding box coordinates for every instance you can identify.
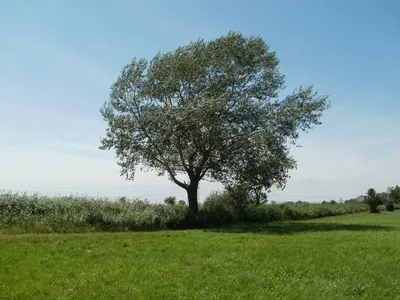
[364,188,382,213]
[100,32,330,214]
[225,184,268,205]
[388,185,400,204]
[386,199,395,212]
[377,192,389,204]
[164,196,176,205]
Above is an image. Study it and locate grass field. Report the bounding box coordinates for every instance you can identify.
[1,211,400,299]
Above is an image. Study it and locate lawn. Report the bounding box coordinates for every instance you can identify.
[1,211,400,299]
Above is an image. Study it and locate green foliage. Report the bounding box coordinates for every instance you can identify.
[377,192,389,204]
[345,195,366,204]
[164,196,176,206]
[386,200,395,212]
[201,190,368,226]
[377,205,386,212]
[201,188,251,225]
[364,188,382,213]
[99,31,330,213]
[0,192,189,233]
[118,196,128,203]
[0,191,368,234]
[388,185,400,204]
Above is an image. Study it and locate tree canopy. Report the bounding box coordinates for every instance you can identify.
[364,188,382,213]
[100,32,330,213]
[388,186,400,203]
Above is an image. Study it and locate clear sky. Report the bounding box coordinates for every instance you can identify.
[1,0,399,203]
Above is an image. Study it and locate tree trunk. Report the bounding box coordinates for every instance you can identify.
[186,181,199,214]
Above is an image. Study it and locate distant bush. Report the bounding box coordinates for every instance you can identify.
[377,205,386,212]
[201,190,368,225]
[388,185,400,204]
[0,191,369,234]
[386,200,395,212]
[0,192,189,233]
[201,189,249,225]
[164,196,177,206]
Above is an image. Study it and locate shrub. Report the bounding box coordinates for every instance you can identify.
[0,192,191,233]
[377,205,386,212]
[200,189,368,226]
[245,204,284,222]
[164,196,176,206]
[0,191,369,234]
[201,191,239,225]
[386,200,395,212]
[118,196,128,203]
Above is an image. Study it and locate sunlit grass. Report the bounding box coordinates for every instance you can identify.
[1,211,400,299]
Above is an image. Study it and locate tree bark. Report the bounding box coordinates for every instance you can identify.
[186,181,199,214]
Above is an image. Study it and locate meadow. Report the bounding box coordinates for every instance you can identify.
[1,211,400,299]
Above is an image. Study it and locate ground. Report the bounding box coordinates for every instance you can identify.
[1,211,400,299]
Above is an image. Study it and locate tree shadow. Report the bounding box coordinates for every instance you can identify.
[203,222,397,235]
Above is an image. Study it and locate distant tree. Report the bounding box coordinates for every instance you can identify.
[100,32,329,214]
[118,196,128,203]
[345,195,366,204]
[377,192,389,204]
[178,200,186,205]
[330,200,338,205]
[164,196,176,205]
[356,195,366,202]
[226,184,268,205]
[364,188,382,213]
[388,185,400,204]
[386,200,395,212]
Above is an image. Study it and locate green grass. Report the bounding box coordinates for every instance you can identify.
[1,212,400,299]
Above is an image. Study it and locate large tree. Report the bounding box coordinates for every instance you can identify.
[100,32,329,213]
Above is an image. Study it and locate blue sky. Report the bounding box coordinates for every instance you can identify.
[1,0,399,202]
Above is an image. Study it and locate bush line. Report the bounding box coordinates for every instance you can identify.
[0,191,372,234]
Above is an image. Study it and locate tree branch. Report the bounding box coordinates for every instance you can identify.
[177,135,190,174]
[153,156,188,189]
